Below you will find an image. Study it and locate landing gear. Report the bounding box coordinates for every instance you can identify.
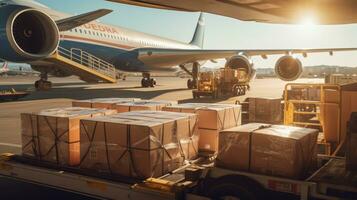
[35,72,52,90]
[187,79,197,89]
[141,72,156,88]
[233,85,248,96]
[180,62,200,89]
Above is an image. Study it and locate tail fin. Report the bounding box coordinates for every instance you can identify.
[190,13,205,48]
[2,62,8,70]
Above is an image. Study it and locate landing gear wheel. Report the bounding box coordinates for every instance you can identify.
[187,79,194,89]
[187,79,198,89]
[141,78,150,88]
[35,80,52,91]
[141,73,156,88]
[150,78,156,87]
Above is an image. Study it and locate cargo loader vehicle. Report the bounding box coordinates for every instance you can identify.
[192,67,250,99]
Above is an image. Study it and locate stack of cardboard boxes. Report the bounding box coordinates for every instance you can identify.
[21,107,116,166]
[79,111,198,178]
[163,103,242,152]
[217,123,318,179]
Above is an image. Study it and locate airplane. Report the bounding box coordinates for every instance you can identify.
[108,0,357,25]
[0,0,356,90]
[0,62,9,75]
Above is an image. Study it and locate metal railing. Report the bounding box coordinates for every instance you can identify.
[57,46,116,79]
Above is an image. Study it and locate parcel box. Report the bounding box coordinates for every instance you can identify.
[163,103,242,152]
[21,107,116,166]
[163,103,241,130]
[217,123,318,179]
[248,98,283,124]
[116,100,177,113]
[80,111,198,179]
[72,98,140,109]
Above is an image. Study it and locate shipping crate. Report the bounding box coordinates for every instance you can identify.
[248,98,283,124]
[163,103,242,152]
[21,107,116,166]
[217,123,318,179]
[80,111,198,179]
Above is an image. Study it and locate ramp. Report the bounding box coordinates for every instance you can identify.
[46,47,117,83]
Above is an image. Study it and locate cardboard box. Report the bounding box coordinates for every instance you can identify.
[163,103,242,130]
[80,111,198,179]
[198,129,219,152]
[21,107,116,166]
[248,98,282,124]
[116,100,177,113]
[217,123,318,179]
[72,98,140,109]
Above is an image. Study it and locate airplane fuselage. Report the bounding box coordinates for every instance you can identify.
[3,0,200,73]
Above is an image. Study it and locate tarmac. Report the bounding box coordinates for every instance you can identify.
[0,75,323,199]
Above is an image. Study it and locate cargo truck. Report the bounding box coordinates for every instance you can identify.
[1,152,357,200]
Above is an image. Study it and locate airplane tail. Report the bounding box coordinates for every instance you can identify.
[1,62,8,71]
[189,13,205,49]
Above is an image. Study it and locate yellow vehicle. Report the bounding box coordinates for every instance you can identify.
[192,68,250,99]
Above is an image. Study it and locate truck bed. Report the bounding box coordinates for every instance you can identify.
[0,154,207,200]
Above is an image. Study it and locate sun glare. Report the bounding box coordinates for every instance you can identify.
[300,16,317,28]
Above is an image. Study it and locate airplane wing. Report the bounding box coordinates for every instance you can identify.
[132,47,357,67]
[56,9,113,31]
[107,0,357,25]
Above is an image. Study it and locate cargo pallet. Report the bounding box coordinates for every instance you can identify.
[1,153,357,200]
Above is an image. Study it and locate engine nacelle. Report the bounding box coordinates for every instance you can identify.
[275,55,303,81]
[225,55,255,81]
[0,5,59,62]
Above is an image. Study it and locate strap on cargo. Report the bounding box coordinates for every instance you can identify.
[22,115,40,158]
[248,125,272,171]
[41,116,71,165]
[103,123,112,174]
[217,109,226,130]
[80,121,98,164]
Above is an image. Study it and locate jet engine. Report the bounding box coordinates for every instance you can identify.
[0,5,59,62]
[275,55,303,81]
[225,55,255,81]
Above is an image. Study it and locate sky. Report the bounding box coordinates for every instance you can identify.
[37,0,357,68]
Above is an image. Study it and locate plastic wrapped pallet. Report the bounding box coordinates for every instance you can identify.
[72,98,140,109]
[21,107,116,166]
[248,98,283,124]
[217,123,318,179]
[79,111,198,179]
[115,100,177,113]
[163,103,242,152]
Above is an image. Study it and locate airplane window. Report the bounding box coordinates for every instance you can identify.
[79,29,82,33]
